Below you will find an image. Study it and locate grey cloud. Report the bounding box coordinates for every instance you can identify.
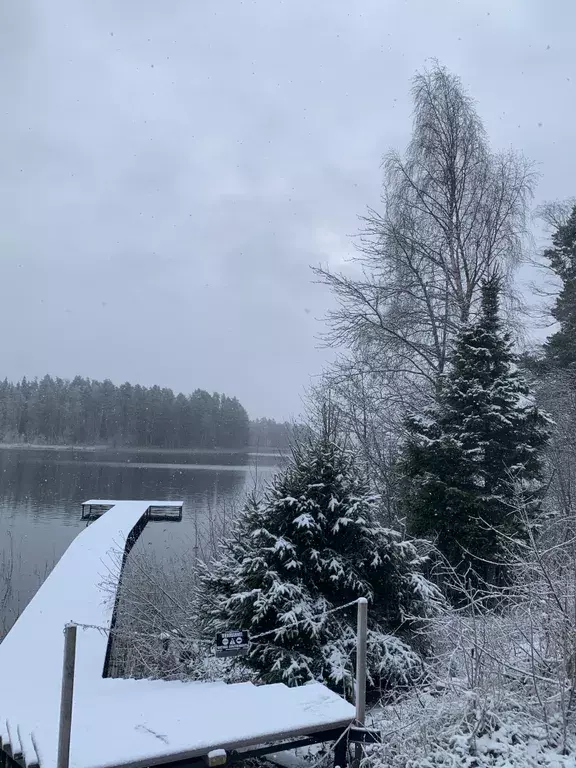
[1,0,575,418]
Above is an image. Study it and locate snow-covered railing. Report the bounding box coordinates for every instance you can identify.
[0,500,356,768]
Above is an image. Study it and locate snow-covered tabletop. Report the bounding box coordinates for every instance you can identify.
[0,500,355,768]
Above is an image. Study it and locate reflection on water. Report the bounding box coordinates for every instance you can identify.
[34,459,269,472]
[0,447,279,631]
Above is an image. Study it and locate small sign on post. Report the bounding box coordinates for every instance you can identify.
[215,630,249,658]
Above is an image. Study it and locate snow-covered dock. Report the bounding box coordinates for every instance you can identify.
[0,500,356,768]
[80,500,183,522]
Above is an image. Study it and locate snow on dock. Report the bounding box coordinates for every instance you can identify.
[81,500,183,521]
[0,500,355,768]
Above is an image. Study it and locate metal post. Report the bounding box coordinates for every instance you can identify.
[354,598,368,767]
[57,624,77,768]
[333,730,349,768]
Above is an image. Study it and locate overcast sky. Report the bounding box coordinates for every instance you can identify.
[1,0,575,420]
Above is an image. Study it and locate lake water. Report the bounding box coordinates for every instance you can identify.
[0,447,279,632]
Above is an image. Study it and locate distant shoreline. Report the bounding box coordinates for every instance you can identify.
[0,443,283,456]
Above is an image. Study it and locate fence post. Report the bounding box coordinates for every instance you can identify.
[57,623,77,768]
[354,598,368,767]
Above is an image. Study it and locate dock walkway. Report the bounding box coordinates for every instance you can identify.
[0,500,355,768]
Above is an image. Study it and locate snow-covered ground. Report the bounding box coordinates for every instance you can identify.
[364,684,576,767]
[359,606,576,768]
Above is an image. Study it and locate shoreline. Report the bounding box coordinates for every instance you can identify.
[0,443,283,456]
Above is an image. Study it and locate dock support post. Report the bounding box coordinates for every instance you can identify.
[57,623,77,768]
[354,598,368,767]
[333,730,349,768]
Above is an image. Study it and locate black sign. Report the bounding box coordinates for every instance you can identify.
[215,630,249,658]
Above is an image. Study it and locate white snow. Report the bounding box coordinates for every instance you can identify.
[65,680,351,768]
[0,500,355,768]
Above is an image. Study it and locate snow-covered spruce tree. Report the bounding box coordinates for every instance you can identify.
[200,414,444,696]
[544,203,576,371]
[402,274,551,590]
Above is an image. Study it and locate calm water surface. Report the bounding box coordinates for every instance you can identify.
[0,447,279,629]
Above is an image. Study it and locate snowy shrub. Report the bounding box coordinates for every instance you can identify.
[360,511,576,768]
[366,687,576,768]
[199,416,444,696]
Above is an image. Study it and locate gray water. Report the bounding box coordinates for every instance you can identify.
[0,447,279,631]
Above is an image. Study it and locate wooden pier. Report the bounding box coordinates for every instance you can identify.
[0,500,358,768]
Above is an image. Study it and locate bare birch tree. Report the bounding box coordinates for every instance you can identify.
[314,62,534,499]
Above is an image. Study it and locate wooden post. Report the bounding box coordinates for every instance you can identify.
[354,598,368,767]
[57,623,77,768]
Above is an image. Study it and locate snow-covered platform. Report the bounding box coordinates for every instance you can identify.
[0,500,355,768]
[81,499,183,522]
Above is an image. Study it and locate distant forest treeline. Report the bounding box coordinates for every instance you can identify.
[248,418,294,451]
[0,375,292,451]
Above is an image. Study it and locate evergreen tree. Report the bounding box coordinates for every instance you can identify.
[402,275,551,589]
[200,414,444,695]
[544,204,576,370]
[0,375,251,450]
